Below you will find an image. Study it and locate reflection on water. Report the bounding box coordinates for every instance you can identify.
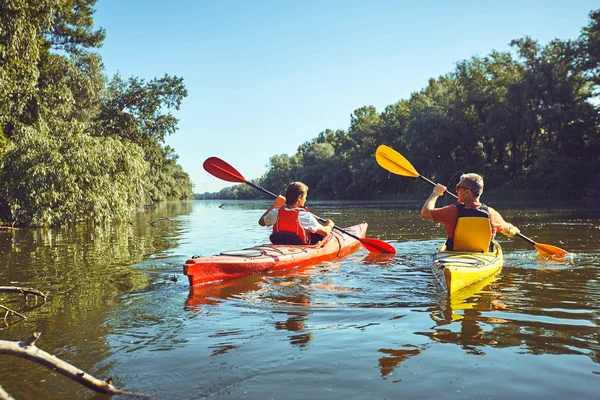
[378,346,422,378]
[0,200,599,399]
[423,273,505,352]
[187,264,320,349]
[0,201,193,399]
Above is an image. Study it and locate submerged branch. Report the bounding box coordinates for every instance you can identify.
[149,217,174,225]
[0,286,47,302]
[0,305,27,323]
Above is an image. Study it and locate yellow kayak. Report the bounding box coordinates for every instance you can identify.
[432,240,503,294]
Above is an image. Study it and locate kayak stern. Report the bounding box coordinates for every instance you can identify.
[432,240,503,294]
[184,223,367,286]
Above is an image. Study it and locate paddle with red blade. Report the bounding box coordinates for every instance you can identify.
[203,157,396,254]
[375,145,569,256]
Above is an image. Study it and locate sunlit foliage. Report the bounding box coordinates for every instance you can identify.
[0,0,192,226]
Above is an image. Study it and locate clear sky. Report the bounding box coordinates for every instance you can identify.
[93,0,598,193]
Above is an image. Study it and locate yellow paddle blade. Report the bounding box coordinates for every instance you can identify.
[375,145,419,178]
[534,242,570,256]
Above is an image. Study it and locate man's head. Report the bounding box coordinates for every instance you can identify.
[285,182,308,207]
[456,173,484,199]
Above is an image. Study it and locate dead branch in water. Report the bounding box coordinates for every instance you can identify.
[0,305,27,324]
[0,286,47,304]
[0,333,150,398]
[0,286,47,326]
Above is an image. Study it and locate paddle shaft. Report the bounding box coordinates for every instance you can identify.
[418,174,541,246]
[375,145,568,255]
[247,182,363,241]
[202,156,394,253]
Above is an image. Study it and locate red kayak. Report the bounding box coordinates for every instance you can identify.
[183,223,367,286]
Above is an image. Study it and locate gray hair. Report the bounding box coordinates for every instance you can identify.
[460,173,484,196]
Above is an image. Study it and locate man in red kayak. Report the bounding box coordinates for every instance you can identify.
[259,181,334,245]
[420,173,520,252]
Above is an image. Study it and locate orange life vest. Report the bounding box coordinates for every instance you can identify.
[273,206,309,244]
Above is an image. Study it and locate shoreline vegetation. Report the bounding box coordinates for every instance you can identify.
[190,194,598,210]
[1,1,192,227]
[2,3,599,227]
[197,9,600,207]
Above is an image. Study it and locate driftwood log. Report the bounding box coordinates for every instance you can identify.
[0,385,15,400]
[0,333,148,398]
[0,288,147,397]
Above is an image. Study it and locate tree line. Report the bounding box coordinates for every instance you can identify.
[200,9,600,203]
[0,0,192,227]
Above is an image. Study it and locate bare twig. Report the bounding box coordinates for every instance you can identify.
[1,305,27,324]
[0,286,46,326]
[0,333,149,398]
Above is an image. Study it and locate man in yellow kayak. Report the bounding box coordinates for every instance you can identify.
[259,181,335,245]
[420,173,520,252]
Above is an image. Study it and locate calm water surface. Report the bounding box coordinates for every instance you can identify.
[0,200,599,399]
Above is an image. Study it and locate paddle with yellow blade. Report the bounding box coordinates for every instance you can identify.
[203,156,396,254]
[375,145,569,256]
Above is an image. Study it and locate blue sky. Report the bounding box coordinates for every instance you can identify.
[93,1,598,193]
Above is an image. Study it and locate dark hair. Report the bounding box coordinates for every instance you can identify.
[285,182,308,206]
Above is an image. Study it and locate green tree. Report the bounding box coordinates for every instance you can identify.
[510,36,598,194]
[0,0,105,142]
[0,122,147,226]
[260,154,301,196]
[578,9,600,92]
[94,74,187,146]
[0,0,192,225]
[205,8,600,202]
[93,74,192,201]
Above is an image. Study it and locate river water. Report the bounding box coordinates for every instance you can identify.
[0,200,599,399]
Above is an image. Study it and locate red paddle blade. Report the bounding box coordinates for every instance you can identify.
[203,157,247,183]
[360,238,396,254]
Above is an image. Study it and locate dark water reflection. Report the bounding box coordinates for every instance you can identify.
[0,200,599,399]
